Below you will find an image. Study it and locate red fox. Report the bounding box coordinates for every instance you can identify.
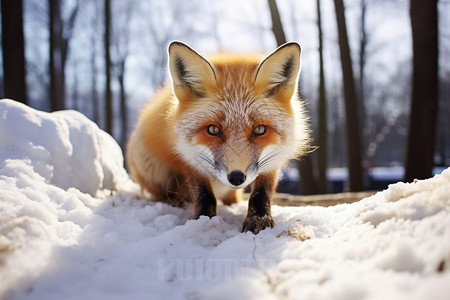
[127,41,310,234]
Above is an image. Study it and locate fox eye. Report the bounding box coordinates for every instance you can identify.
[252,125,267,136]
[207,125,221,136]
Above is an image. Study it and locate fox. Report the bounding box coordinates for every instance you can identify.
[126,41,310,234]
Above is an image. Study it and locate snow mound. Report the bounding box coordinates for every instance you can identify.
[1,99,449,299]
[0,99,130,197]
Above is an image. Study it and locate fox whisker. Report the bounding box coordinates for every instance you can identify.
[194,152,218,171]
[257,149,290,172]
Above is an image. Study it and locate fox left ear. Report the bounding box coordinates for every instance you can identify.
[168,41,216,99]
[254,42,301,96]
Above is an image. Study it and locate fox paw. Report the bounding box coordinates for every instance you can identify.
[242,215,274,234]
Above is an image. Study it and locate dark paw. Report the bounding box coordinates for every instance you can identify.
[242,215,274,234]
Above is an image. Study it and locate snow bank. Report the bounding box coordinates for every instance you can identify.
[1,99,449,299]
[0,99,137,298]
[0,99,130,197]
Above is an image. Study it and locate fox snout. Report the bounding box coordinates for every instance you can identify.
[217,166,255,189]
[227,170,246,186]
[215,154,259,189]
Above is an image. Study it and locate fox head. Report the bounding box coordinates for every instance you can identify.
[168,41,309,189]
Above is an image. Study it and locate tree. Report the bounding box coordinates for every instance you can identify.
[267,0,317,195]
[111,1,135,148]
[1,0,27,104]
[404,0,438,181]
[267,0,286,46]
[89,0,101,125]
[358,0,368,122]
[104,0,113,134]
[316,0,327,194]
[48,0,79,111]
[48,0,63,110]
[333,0,364,191]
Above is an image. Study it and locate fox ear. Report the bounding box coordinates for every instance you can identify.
[168,41,216,98]
[254,42,301,96]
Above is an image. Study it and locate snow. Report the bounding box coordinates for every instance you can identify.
[1,99,450,300]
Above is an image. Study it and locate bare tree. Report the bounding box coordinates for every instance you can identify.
[1,0,27,104]
[267,0,286,46]
[48,0,79,111]
[89,0,100,124]
[267,0,317,195]
[333,0,364,191]
[358,0,368,121]
[70,59,79,110]
[48,0,64,110]
[316,0,327,193]
[104,0,113,134]
[358,0,373,167]
[111,1,135,147]
[404,0,438,181]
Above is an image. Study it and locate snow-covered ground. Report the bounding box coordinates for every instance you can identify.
[1,99,449,300]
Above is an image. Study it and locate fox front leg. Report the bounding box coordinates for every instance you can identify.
[189,177,217,219]
[242,172,277,234]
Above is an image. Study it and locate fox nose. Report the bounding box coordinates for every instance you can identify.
[228,171,246,186]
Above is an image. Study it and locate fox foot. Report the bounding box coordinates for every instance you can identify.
[242,215,274,234]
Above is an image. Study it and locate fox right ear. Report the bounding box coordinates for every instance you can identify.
[254,42,301,98]
[168,41,216,99]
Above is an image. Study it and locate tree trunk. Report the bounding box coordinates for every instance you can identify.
[267,0,317,195]
[118,62,127,149]
[358,0,368,156]
[49,0,65,111]
[333,0,364,191]
[90,0,100,124]
[404,0,438,181]
[104,0,113,135]
[48,0,79,111]
[71,60,79,111]
[358,0,367,124]
[111,2,133,149]
[298,157,317,195]
[91,33,100,124]
[1,0,27,104]
[267,0,287,46]
[316,0,327,194]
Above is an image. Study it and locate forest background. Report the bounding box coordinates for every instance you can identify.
[1,0,448,194]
